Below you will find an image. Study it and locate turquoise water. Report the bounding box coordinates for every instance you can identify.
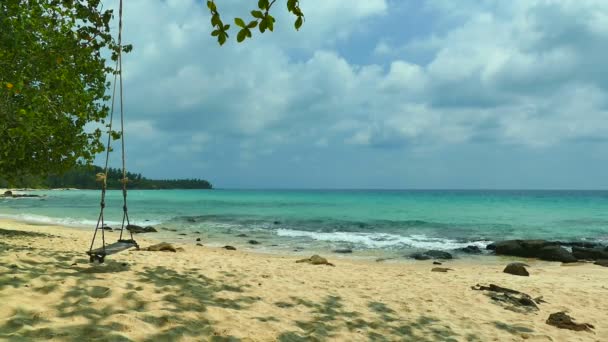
[1,190,607,254]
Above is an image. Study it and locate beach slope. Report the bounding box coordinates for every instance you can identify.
[0,219,606,341]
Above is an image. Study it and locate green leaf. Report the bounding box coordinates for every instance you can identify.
[234,17,245,28]
[251,10,264,19]
[295,16,303,30]
[237,28,247,42]
[206,1,216,11]
[247,20,258,29]
[218,32,227,45]
[258,0,269,10]
[211,29,220,36]
[259,19,267,33]
[211,14,221,27]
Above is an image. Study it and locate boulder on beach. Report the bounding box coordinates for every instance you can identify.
[594,260,608,267]
[546,312,594,332]
[143,242,177,252]
[503,262,529,276]
[296,255,335,266]
[126,224,157,233]
[490,240,576,262]
[410,250,453,260]
[224,245,237,250]
[572,247,608,261]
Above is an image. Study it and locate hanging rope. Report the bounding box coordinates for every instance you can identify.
[88,0,137,262]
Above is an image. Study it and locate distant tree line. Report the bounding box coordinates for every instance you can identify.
[0,165,212,190]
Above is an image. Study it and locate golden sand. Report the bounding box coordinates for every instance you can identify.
[0,218,606,341]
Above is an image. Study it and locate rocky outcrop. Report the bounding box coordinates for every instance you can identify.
[572,247,608,261]
[488,240,576,262]
[503,262,529,276]
[410,250,453,260]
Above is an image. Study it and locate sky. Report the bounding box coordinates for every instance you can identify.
[98,0,608,189]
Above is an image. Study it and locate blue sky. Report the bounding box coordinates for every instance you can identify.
[99,0,608,189]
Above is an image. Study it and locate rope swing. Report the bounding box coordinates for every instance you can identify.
[87,0,139,263]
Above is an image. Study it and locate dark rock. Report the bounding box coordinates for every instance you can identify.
[296,255,335,267]
[431,267,453,272]
[178,233,187,236]
[186,217,196,223]
[503,263,530,276]
[410,250,453,260]
[458,245,482,254]
[546,312,594,332]
[102,226,113,231]
[223,245,236,250]
[538,246,577,263]
[472,284,539,313]
[492,240,576,262]
[433,261,442,265]
[332,248,353,254]
[410,253,431,260]
[572,247,608,261]
[143,226,157,233]
[375,257,396,262]
[559,241,601,249]
[594,259,608,267]
[143,242,177,252]
[273,221,281,225]
[126,225,145,233]
[486,242,497,250]
[196,238,201,242]
[236,234,248,237]
[4,190,12,196]
[248,240,260,245]
[196,243,203,246]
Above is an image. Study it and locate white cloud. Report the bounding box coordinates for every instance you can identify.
[100,0,608,177]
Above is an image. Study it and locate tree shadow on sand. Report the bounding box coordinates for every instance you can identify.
[275,296,464,342]
[0,240,254,341]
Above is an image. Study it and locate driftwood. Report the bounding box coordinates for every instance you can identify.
[472,284,542,313]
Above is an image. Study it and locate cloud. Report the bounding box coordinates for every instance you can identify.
[95,0,608,187]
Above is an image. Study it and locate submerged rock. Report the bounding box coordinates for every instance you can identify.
[572,247,608,261]
[546,312,594,332]
[332,248,353,254]
[196,238,201,242]
[248,240,260,245]
[236,233,248,237]
[503,263,530,276]
[223,245,237,251]
[410,250,453,260]
[126,225,157,234]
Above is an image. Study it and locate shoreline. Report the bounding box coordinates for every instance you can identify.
[1,218,607,340]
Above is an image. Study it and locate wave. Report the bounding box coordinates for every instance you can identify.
[275,228,492,250]
[0,213,161,228]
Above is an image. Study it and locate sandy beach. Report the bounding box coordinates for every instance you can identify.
[0,218,606,341]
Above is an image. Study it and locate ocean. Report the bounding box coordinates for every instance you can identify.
[1,189,608,257]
